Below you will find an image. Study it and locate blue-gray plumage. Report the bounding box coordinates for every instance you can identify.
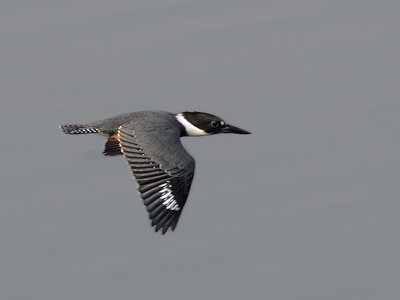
[61,111,250,234]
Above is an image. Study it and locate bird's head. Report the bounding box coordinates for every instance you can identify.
[176,111,251,136]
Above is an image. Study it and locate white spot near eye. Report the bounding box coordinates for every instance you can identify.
[159,181,180,211]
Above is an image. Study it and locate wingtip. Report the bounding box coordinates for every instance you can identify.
[152,220,177,235]
[154,226,169,235]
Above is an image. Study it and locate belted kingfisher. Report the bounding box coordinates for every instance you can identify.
[61,111,250,234]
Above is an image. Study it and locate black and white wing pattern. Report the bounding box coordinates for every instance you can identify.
[118,123,195,234]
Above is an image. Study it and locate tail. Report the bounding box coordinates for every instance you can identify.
[60,124,100,135]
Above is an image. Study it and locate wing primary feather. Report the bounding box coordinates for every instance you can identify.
[141,187,164,201]
[136,174,170,184]
[142,192,164,207]
[134,172,164,179]
[133,169,162,175]
[138,179,173,193]
[155,211,176,233]
[145,199,163,213]
[161,214,179,234]
[151,209,174,226]
[118,123,195,234]
[149,204,167,220]
[170,214,181,231]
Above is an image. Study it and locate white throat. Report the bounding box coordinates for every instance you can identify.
[175,113,209,136]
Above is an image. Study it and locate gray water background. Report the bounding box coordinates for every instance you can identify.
[1,1,400,299]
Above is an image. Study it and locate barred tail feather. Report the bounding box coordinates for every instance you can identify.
[60,124,100,135]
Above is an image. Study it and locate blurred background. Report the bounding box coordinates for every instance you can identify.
[1,1,399,299]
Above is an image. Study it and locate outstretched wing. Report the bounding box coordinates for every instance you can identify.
[118,124,195,234]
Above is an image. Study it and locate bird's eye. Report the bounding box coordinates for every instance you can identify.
[210,121,220,128]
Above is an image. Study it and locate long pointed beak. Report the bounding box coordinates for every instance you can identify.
[220,124,251,134]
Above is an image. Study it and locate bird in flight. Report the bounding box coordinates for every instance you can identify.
[61,111,251,234]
